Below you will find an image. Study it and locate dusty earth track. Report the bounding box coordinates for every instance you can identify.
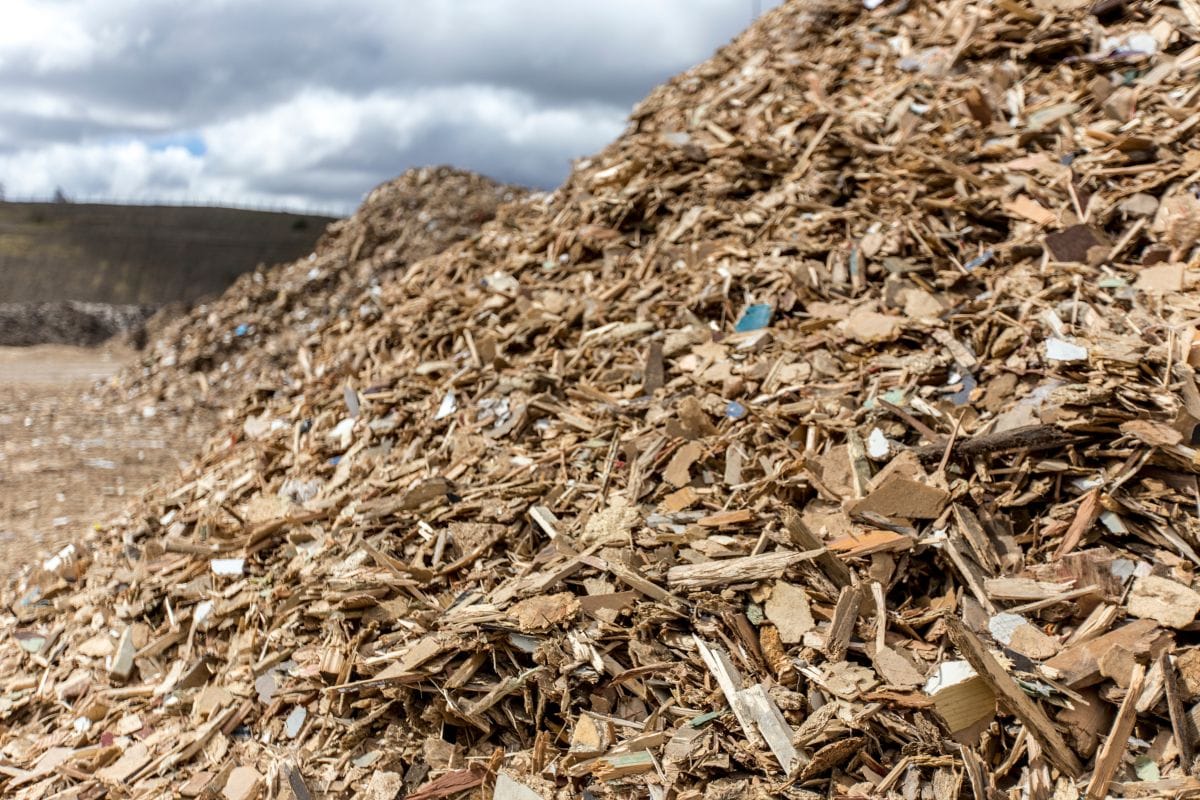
[0,345,212,576]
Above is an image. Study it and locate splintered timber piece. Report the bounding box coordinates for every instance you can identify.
[666,548,823,589]
[781,507,852,588]
[952,503,1001,575]
[911,425,1081,463]
[823,584,862,662]
[693,636,763,747]
[693,637,797,772]
[1085,664,1146,800]
[1042,619,1169,687]
[925,660,996,741]
[738,684,800,773]
[945,617,1083,777]
[1162,652,1194,769]
[942,533,997,615]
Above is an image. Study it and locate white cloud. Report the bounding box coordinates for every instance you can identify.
[0,1,108,72]
[0,89,175,130]
[0,84,627,213]
[0,0,780,210]
[204,91,368,176]
[0,141,202,199]
[205,84,626,172]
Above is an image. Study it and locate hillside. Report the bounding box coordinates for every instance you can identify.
[0,201,333,306]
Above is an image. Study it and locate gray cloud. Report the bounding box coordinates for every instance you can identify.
[0,0,779,212]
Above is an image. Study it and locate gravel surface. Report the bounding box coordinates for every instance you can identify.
[0,344,212,577]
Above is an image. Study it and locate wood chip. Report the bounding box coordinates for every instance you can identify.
[764,581,815,644]
[1127,575,1200,629]
[666,548,822,589]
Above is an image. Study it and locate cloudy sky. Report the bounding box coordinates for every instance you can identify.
[0,1,777,215]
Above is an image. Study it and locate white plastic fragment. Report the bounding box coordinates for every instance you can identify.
[1102,32,1158,55]
[1110,558,1136,580]
[867,428,891,460]
[194,600,215,628]
[328,418,355,448]
[987,613,1023,645]
[43,543,79,575]
[924,660,978,694]
[1044,337,1088,362]
[211,558,245,577]
[483,270,519,294]
[435,389,457,421]
[285,705,307,738]
[1100,511,1128,534]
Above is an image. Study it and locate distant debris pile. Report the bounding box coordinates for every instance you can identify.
[119,166,525,409]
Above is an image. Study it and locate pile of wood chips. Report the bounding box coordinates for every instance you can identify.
[119,166,526,413]
[5,0,1200,797]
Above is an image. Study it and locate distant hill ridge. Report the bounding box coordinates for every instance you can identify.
[0,201,335,306]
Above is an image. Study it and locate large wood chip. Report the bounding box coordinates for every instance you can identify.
[945,616,1082,776]
[1127,575,1200,629]
[667,549,823,589]
[764,581,815,644]
[506,592,580,632]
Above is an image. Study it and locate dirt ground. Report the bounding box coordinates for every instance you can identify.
[0,345,212,578]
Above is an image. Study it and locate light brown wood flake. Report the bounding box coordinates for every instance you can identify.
[1127,575,1200,629]
[764,581,815,643]
[849,474,949,520]
[97,743,152,786]
[663,442,703,488]
[823,584,863,662]
[1086,664,1146,800]
[506,592,580,632]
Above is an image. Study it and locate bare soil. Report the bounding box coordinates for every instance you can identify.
[0,345,212,576]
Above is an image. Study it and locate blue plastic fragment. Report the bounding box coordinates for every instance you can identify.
[734,303,772,332]
[726,401,748,420]
[963,250,994,271]
[328,456,342,466]
[235,323,249,336]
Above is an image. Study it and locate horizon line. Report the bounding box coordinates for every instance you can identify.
[0,194,348,219]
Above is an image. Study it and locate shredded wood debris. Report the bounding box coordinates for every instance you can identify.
[5,0,1200,798]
